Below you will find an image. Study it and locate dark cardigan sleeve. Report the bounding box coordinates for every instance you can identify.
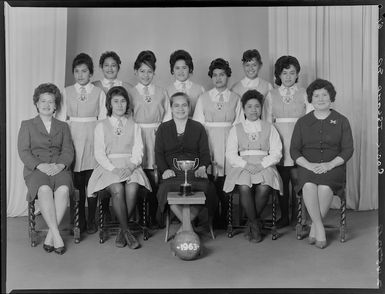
[290,119,303,162]
[17,120,43,170]
[155,123,169,175]
[56,122,75,168]
[338,116,354,162]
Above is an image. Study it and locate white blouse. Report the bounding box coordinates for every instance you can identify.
[94,116,144,171]
[101,78,123,89]
[226,119,282,169]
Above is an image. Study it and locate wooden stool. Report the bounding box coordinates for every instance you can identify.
[165,191,215,242]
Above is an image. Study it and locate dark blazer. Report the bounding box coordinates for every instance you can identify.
[17,115,74,179]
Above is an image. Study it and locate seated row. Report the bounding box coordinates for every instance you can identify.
[18,79,353,254]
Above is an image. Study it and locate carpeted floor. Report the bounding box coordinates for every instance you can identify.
[6,208,378,292]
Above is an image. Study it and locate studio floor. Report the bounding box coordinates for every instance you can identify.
[6,208,379,292]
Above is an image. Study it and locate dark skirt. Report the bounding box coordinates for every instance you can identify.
[295,164,346,197]
[25,169,74,202]
[156,174,218,223]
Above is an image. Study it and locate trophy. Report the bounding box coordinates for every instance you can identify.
[173,158,199,195]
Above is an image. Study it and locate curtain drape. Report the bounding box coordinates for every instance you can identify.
[268,6,378,210]
[6,4,68,217]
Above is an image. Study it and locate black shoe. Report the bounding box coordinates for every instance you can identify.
[43,244,54,253]
[115,229,127,248]
[250,221,263,243]
[87,222,98,234]
[54,246,66,255]
[123,230,140,249]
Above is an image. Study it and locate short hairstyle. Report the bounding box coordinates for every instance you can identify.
[242,49,262,65]
[306,79,337,103]
[105,86,130,116]
[33,83,62,112]
[274,55,301,86]
[72,53,94,75]
[134,50,156,71]
[241,89,264,110]
[208,58,232,78]
[169,49,194,74]
[169,91,190,107]
[99,51,121,70]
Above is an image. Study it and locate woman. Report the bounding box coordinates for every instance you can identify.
[18,83,74,255]
[87,86,152,249]
[290,79,354,249]
[223,89,283,243]
[155,92,218,233]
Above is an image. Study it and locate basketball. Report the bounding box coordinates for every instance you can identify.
[171,231,201,260]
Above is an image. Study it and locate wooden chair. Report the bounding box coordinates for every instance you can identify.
[28,190,80,247]
[226,188,280,240]
[296,187,347,242]
[97,187,150,244]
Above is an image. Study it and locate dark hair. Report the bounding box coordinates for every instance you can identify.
[208,58,232,78]
[274,55,301,86]
[105,86,130,116]
[99,51,121,70]
[33,83,62,113]
[241,89,264,110]
[242,49,262,65]
[72,53,94,75]
[306,79,336,103]
[169,49,194,75]
[134,50,156,71]
[170,91,190,107]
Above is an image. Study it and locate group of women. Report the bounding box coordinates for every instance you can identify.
[17,48,353,255]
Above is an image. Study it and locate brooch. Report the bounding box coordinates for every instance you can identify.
[78,94,88,102]
[114,127,123,136]
[248,132,259,142]
[330,120,337,125]
[216,102,224,110]
[144,95,152,103]
[282,95,294,104]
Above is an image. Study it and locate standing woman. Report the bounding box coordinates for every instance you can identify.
[93,51,132,94]
[56,53,107,234]
[87,86,152,249]
[166,49,205,117]
[193,58,243,228]
[18,83,74,254]
[290,79,353,249]
[223,90,283,243]
[127,50,172,226]
[262,55,313,228]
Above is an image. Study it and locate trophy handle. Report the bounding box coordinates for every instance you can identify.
[193,158,199,170]
[173,158,180,171]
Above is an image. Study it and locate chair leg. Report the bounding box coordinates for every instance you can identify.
[98,196,106,243]
[227,193,233,238]
[296,196,303,240]
[142,195,149,241]
[73,190,80,244]
[271,191,278,240]
[28,200,38,247]
[340,198,346,242]
[208,214,215,240]
[165,208,170,242]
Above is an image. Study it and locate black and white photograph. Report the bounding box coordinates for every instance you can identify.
[1,1,383,293]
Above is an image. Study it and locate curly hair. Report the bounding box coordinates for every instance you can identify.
[134,50,156,71]
[33,83,62,112]
[208,58,232,78]
[105,86,130,116]
[242,49,262,65]
[99,51,121,70]
[169,49,194,74]
[306,79,336,103]
[241,89,264,110]
[274,55,301,86]
[170,91,191,107]
[72,52,94,75]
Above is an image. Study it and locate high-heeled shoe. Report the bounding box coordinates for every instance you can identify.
[43,244,54,253]
[123,230,140,250]
[308,236,316,245]
[315,240,327,249]
[54,246,66,255]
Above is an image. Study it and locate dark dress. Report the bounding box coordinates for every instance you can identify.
[290,109,353,197]
[155,119,218,222]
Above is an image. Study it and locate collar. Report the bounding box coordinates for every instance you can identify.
[209,88,230,102]
[304,109,337,126]
[109,115,127,126]
[75,82,93,93]
[242,118,262,132]
[241,77,260,88]
[174,79,192,91]
[135,83,154,95]
[102,78,122,88]
[279,84,298,96]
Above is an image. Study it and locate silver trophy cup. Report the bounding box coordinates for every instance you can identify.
[173,158,199,195]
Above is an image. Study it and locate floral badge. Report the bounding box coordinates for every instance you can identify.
[248,132,259,142]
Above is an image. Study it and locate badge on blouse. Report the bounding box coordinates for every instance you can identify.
[144,95,152,103]
[248,132,259,142]
[78,94,88,102]
[330,120,337,125]
[282,95,294,104]
[114,127,123,136]
[216,102,224,110]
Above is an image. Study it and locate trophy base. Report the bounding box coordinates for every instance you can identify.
[180,184,192,196]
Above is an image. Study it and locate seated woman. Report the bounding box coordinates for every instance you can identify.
[17,83,74,255]
[290,79,353,249]
[87,86,152,250]
[223,89,283,243]
[155,92,218,233]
